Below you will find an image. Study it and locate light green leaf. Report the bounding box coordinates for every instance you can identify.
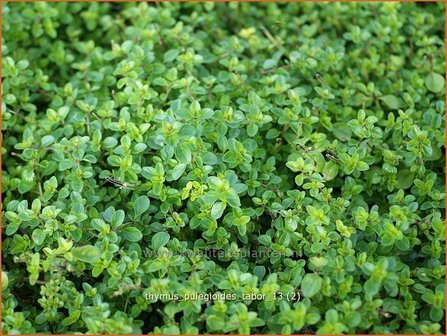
[122,227,143,242]
[380,95,402,110]
[175,144,192,164]
[73,245,101,263]
[301,273,322,297]
[164,49,179,62]
[171,163,187,181]
[211,201,226,219]
[152,231,170,250]
[263,58,277,70]
[41,135,55,146]
[322,161,339,181]
[425,72,445,93]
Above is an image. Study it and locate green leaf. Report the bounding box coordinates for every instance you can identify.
[301,273,322,297]
[237,224,247,236]
[364,278,381,296]
[164,49,179,63]
[175,144,192,164]
[380,95,402,110]
[207,315,226,331]
[72,245,101,263]
[59,159,74,171]
[425,72,445,93]
[61,310,81,326]
[152,231,170,250]
[253,265,266,280]
[110,209,125,227]
[247,124,258,137]
[345,312,361,328]
[171,163,187,181]
[332,123,352,141]
[121,227,143,242]
[396,169,414,190]
[263,58,277,70]
[134,195,150,217]
[32,229,46,245]
[258,235,272,245]
[41,135,55,146]
[6,222,20,236]
[322,161,339,180]
[211,201,226,219]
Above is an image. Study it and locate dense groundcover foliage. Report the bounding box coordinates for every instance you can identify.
[2,2,446,334]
